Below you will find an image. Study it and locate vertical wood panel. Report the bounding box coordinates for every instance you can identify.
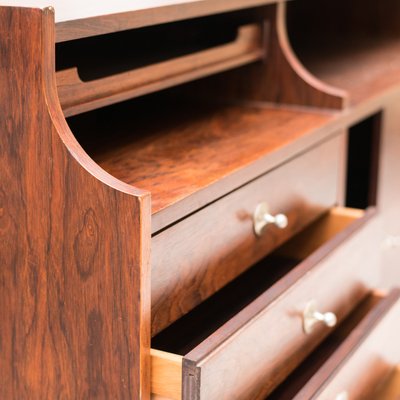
[0,7,150,399]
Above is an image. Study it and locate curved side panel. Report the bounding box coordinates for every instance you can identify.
[0,6,150,399]
[193,3,348,110]
[268,2,348,109]
[242,3,348,109]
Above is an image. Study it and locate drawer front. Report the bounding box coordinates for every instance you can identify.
[181,209,379,400]
[293,290,400,400]
[152,134,343,335]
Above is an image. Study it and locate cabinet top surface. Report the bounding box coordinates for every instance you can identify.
[3,0,278,41]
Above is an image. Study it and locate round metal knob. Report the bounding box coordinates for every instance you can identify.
[303,300,337,334]
[253,202,288,236]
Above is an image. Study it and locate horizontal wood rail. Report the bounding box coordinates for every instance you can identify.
[57,23,266,116]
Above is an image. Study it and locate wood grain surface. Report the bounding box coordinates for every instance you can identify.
[68,98,335,233]
[151,134,342,335]
[0,7,151,399]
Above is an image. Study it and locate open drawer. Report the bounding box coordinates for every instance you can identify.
[151,134,343,335]
[151,206,380,399]
[270,289,400,400]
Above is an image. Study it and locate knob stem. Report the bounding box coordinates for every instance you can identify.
[303,300,337,334]
[253,202,288,236]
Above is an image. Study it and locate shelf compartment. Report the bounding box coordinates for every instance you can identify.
[57,20,266,116]
[286,0,400,106]
[67,92,335,232]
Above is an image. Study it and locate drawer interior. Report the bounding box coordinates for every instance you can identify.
[151,206,369,398]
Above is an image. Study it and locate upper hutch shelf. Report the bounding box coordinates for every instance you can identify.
[3,0,279,41]
[286,0,400,107]
[292,36,400,107]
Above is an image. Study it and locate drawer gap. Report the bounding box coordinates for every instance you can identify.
[153,207,364,353]
[152,255,298,355]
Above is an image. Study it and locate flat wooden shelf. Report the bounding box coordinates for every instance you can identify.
[68,98,334,232]
[3,0,279,42]
[298,36,400,106]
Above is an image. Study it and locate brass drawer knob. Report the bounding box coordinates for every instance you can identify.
[303,300,337,334]
[253,202,288,236]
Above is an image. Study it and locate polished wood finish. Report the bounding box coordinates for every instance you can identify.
[58,23,265,116]
[290,289,400,400]
[151,135,342,335]
[0,7,150,399]
[151,207,378,399]
[4,1,400,398]
[69,101,335,233]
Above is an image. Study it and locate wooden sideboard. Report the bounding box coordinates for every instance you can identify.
[1,1,400,399]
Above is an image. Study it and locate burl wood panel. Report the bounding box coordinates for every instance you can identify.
[181,208,379,400]
[0,7,150,399]
[294,289,400,400]
[151,134,343,335]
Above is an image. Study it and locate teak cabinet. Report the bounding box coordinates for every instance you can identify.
[1,1,400,399]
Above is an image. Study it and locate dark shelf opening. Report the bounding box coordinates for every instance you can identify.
[345,113,382,209]
[152,254,298,355]
[56,10,258,81]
